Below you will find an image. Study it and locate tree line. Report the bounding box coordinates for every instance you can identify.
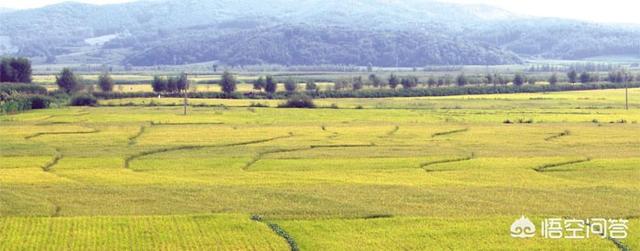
[180,70,640,96]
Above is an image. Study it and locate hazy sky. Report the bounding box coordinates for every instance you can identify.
[1,0,639,24]
[446,0,640,24]
[0,0,134,9]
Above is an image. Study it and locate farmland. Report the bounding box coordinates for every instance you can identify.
[1,88,639,250]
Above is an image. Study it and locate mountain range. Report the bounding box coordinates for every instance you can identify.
[0,0,639,67]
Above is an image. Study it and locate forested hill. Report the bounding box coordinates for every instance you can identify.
[0,0,639,66]
[122,25,521,66]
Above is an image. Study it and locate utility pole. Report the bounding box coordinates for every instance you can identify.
[183,73,188,115]
[183,89,188,115]
[624,70,629,110]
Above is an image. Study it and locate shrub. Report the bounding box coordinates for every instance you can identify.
[70,93,98,106]
[0,93,49,113]
[28,95,52,109]
[0,83,47,95]
[1,100,23,114]
[278,94,315,108]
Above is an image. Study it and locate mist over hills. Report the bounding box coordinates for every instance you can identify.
[0,0,639,67]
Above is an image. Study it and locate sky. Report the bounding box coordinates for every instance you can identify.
[0,0,639,24]
[445,0,640,24]
[0,0,134,9]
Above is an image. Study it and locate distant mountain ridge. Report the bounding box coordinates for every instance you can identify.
[0,0,639,66]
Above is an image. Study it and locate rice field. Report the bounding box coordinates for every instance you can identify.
[1,88,639,250]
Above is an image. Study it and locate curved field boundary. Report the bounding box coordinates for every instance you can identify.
[533,158,591,172]
[124,134,294,169]
[244,142,377,170]
[362,214,394,219]
[431,128,469,138]
[309,143,376,149]
[42,148,63,172]
[584,221,631,251]
[544,130,571,141]
[244,147,309,170]
[39,110,90,121]
[24,128,100,140]
[379,125,400,138]
[251,216,299,251]
[128,126,147,146]
[420,153,475,172]
[608,238,630,251]
[150,121,224,126]
[35,121,79,126]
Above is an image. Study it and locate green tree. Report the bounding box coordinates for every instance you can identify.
[456,73,468,86]
[305,80,317,92]
[334,79,349,91]
[388,74,399,89]
[220,71,237,94]
[177,73,189,92]
[265,75,277,94]
[352,76,363,90]
[152,76,168,93]
[513,73,525,86]
[253,76,265,91]
[56,68,80,93]
[98,72,114,92]
[427,76,437,87]
[496,74,507,85]
[167,76,178,93]
[401,77,417,89]
[579,72,591,84]
[567,70,578,83]
[0,57,31,83]
[10,58,32,83]
[548,73,559,85]
[0,58,15,82]
[527,76,536,85]
[284,78,297,92]
[368,74,383,88]
[485,73,494,86]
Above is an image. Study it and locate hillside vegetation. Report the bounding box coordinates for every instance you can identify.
[1,0,639,66]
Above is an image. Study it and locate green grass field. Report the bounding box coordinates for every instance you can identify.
[1,88,638,250]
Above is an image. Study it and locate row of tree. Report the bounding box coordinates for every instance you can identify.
[151,74,189,93]
[200,70,639,95]
[527,63,625,73]
[0,57,32,83]
[55,68,115,93]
